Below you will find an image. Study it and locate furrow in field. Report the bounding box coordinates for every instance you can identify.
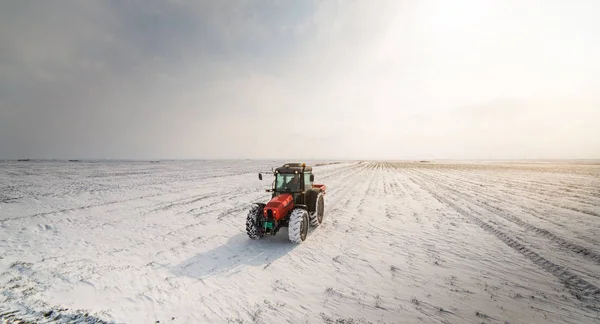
[460,167,600,198]
[279,163,379,291]
[384,164,462,267]
[413,163,600,201]
[307,162,372,231]
[475,173,600,202]
[417,166,600,249]
[320,162,376,222]
[425,166,600,217]
[3,180,259,237]
[3,161,332,223]
[413,168,600,290]
[318,161,380,239]
[0,160,305,222]
[0,163,247,202]
[292,162,418,322]
[318,162,372,198]
[317,161,364,181]
[385,162,407,198]
[0,175,240,223]
[331,161,380,226]
[0,192,167,223]
[378,164,600,324]
[415,166,600,239]
[405,167,600,310]
[480,174,600,217]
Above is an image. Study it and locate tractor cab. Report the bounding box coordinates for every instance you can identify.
[275,173,302,192]
[259,163,315,203]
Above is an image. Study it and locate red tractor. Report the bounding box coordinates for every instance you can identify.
[246,163,326,243]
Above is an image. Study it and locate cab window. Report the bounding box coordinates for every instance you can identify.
[304,172,312,188]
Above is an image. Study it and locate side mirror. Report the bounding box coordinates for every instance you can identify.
[310,174,314,182]
[258,173,262,180]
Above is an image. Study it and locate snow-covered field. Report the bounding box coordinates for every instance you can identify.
[1,159,599,323]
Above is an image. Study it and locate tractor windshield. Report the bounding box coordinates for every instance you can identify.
[275,173,301,192]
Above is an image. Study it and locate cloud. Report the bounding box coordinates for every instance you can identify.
[1,0,599,160]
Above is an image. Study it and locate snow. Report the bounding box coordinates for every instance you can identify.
[1,159,599,323]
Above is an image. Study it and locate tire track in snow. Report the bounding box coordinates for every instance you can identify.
[307,162,375,235]
[359,162,383,215]
[407,167,600,309]
[0,166,286,223]
[323,162,377,220]
[460,169,600,200]
[317,162,364,181]
[303,163,397,315]
[335,162,381,228]
[106,191,304,262]
[385,162,407,198]
[64,190,266,265]
[0,192,169,223]
[319,162,372,202]
[296,160,378,281]
[411,162,600,199]
[406,165,600,284]
[15,174,330,309]
[384,164,420,226]
[386,164,453,271]
[149,191,224,213]
[81,185,263,232]
[421,165,600,218]
[487,176,600,206]
[418,166,600,245]
[415,167,600,264]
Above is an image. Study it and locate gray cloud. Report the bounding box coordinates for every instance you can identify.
[1,0,599,160]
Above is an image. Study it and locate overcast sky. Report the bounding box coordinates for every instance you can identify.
[1,0,599,160]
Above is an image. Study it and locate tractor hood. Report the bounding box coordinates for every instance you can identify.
[266,193,293,209]
[264,193,294,221]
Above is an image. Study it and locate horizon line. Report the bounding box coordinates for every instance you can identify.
[3,158,600,162]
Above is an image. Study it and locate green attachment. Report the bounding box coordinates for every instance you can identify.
[264,222,274,229]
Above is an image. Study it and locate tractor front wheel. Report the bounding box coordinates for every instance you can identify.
[288,208,309,243]
[246,204,265,239]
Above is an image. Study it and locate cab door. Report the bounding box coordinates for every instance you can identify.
[304,172,313,190]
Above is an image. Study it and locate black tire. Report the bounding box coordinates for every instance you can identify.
[309,192,324,226]
[246,204,265,239]
[306,190,317,213]
[288,208,309,243]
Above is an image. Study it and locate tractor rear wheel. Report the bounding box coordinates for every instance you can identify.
[309,192,324,226]
[246,204,265,239]
[288,208,309,243]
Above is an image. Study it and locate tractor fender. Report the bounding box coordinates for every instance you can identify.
[305,190,318,214]
[293,204,309,210]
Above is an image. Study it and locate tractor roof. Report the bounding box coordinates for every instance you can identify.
[275,162,312,174]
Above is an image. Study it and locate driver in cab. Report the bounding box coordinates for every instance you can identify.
[286,174,300,191]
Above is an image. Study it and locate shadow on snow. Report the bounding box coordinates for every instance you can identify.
[171,229,301,280]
